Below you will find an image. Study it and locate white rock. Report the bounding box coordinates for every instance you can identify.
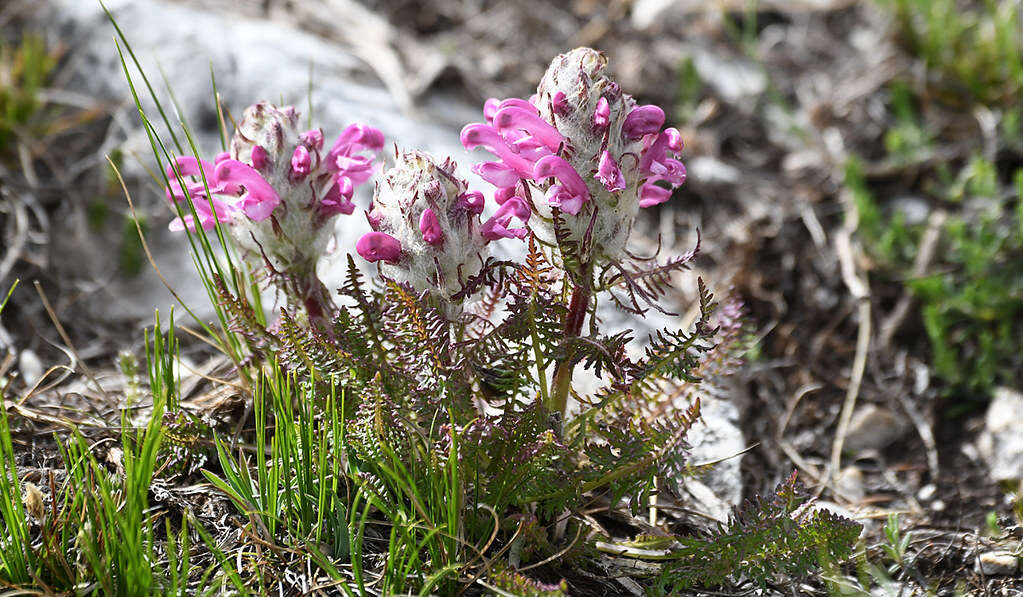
[685,390,745,508]
[978,387,1023,482]
[975,550,1019,576]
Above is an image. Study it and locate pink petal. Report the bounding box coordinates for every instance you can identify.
[250,145,269,171]
[593,97,610,130]
[492,106,564,152]
[596,151,626,192]
[301,128,324,150]
[545,185,587,216]
[291,145,311,178]
[169,196,235,231]
[481,196,530,241]
[166,156,215,182]
[366,206,383,231]
[215,159,280,221]
[639,128,684,176]
[335,155,375,184]
[623,105,665,140]
[357,231,401,263]
[214,151,231,164]
[494,186,518,205]
[473,161,521,188]
[320,180,356,217]
[532,155,590,200]
[419,208,445,246]
[456,191,485,215]
[639,181,672,208]
[331,123,385,156]
[499,98,536,112]
[460,123,535,177]
[483,98,502,123]
[551,91,570,116]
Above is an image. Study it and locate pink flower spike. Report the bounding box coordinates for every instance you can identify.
[460,123,535,177]
[593,97,610,130]
[481,196,531,241]
[596,151,626,192]
[291,145,311,178]
[419,208,444,246]
[493,106,564,152]
[532,155,590,199]
[300,128,324,150]
[456,191,486,215]
[473,161,521,188]
[251,145,269,170]
[357,231,402,263]
[639,181,672,208]
[551,91,570,116]
[215,159,280,221]
[623,105,665,140]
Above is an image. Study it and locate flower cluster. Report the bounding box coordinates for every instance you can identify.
[358,149,518,306]
[165,102,383,275]
[460,47,686,264]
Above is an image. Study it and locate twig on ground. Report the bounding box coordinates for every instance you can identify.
[30,281,108,402]
[829,218,871,491]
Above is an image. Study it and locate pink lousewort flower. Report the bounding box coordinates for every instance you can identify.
[356,231,402,263]
[357,150,513,306]
[165,101,383,284]
[460,47,687,263]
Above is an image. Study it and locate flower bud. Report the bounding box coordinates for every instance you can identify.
[357,150,491,306]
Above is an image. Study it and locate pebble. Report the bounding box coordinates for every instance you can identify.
[975,550,1019,576]
[843,404,907,454]
[835,466,865,502]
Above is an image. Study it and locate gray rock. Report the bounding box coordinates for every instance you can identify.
[39,0,477,324]
[975,550,1019,576]
[685,389,745,508]
[843,404,908,454]
[978,387,1023,482]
